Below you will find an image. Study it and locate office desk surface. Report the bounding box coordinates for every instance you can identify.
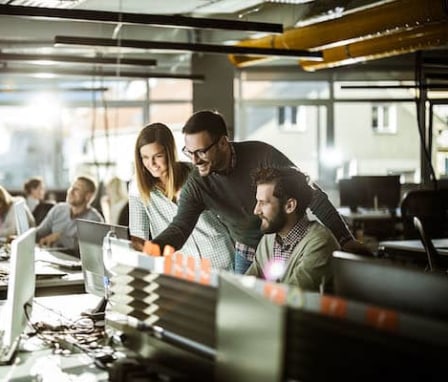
[0,294,107,382]
[338,207,400,221]
[0,263,84,299]
[379,238,448,256]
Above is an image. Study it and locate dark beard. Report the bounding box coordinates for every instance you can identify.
[261,209,287,234]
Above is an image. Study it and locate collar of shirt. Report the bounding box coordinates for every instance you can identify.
[214,141,237,176]
[273,215,311,262]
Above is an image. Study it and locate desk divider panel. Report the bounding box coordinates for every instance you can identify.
[105,238,448,381]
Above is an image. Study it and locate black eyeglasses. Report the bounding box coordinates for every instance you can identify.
[182,137,220,159]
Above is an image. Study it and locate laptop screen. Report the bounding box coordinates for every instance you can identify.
[76,219,128,297]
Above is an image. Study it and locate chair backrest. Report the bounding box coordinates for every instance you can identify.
[413,216,445,273]
[32,201,55,225]
[400,189,448,239]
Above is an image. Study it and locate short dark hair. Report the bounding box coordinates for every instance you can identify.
[24,176,43,194]
[182,110,228,140]
[77,175,97,195]
[252,167,313,217]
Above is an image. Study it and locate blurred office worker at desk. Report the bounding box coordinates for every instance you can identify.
[24,176,55,225]
[23,176,46,213]
[101,176,129,226]
[150,110,368,274]
[129,122,234,270]
[0,185,35,240]
[36,176,103,255]
[246,167,339,292]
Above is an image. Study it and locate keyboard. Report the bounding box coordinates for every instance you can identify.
[35,248,82,271]
[0,264,9,285]
[38,257,82,271]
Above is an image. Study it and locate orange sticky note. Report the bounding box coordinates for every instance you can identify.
[174,252,185,279]
[320,296,348,318]
[199,258,211,285]
[164,253,173,275]
[263,282,286,305]
[143,241,161,257]
[186,256,196,281]
[365,307,398,331]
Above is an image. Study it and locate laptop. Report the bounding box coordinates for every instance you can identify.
[0,228,36,365]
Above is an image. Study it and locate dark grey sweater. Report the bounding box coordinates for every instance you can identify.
[153,141,353,250]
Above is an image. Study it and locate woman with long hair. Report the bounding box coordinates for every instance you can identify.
[129,123,234,270]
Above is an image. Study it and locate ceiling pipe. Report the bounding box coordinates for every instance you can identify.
[228,0,448,67]
[300,22,448,72]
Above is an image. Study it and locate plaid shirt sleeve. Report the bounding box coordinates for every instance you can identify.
[128,181,151,240]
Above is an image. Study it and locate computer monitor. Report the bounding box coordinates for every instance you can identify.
[338,175,401,212]
[76,219,129,298]
[0,228,36,364]
[14,198,30,236]
[338,178,362,212]
[332,251,448,321]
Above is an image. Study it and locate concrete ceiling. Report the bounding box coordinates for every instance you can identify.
[0,0,446,89]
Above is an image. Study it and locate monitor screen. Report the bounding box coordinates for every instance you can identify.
[339,175,401,211]
[76,219,129,297]
[332,251,448,321]
[3,228,36,346]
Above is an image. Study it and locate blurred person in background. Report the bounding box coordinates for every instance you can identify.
[23,176,46,213]
[101,176,129,226]
[36,175,103,255]
[0,185,35,240]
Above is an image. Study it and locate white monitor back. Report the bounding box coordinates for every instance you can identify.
[14,199,30,236]
[3,228,36,345]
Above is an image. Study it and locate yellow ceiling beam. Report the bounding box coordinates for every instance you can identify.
[300,22,448,71]
[228,0,448,68]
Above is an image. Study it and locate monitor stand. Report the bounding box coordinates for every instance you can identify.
[349,205,359,213]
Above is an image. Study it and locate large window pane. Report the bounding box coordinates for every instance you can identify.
[239,104,323,179]
[241,81,329,100]
[334,102,420,182]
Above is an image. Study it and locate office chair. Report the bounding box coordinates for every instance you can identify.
[413,216,446,274]
[400,189,448,240]
[32,201,55,225]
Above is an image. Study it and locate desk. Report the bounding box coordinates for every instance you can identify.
[0,294,107,382]
[338,207,401,241]
[0,248,85,299]
[378,238,448,266]
[0,266,84,299]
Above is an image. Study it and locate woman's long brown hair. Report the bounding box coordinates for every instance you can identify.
[134,123,188,202]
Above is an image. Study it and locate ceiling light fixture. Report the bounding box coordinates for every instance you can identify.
[54,35,323,60]
[0,52,157,66]
[0,86,108,93]
[0,4,283,33]
[0,67,204,81]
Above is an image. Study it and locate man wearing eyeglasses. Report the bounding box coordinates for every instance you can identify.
[151,110,370,273]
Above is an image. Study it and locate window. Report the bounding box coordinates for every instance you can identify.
[278,106,307,132]
[372,104,397,133]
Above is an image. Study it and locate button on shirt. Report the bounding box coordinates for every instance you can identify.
[273,215,312,264]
